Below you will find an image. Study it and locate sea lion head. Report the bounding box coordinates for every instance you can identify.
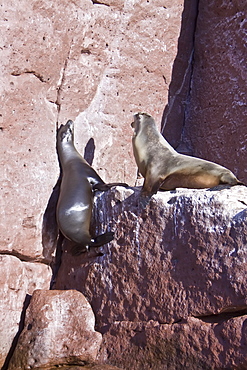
[58,120,74,143]
[131,112,153,135]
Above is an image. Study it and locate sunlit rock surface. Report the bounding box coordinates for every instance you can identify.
[55,185,247,369]
[8,290,102,369]
[0,256,51,368]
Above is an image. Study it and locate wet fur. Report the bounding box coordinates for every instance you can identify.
[56,120,127,255]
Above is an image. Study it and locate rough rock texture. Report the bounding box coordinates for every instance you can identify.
[8,289,103,369]
[0,0,184,262]
[55,185,247,368]
[30,365,122,370]
[1,0,247,368]
[161,0,198,152]
[0,255,52,369]
[31,365,122,370]
[0,2,185,365]
[163,0,247,182]
[99,315,247,370]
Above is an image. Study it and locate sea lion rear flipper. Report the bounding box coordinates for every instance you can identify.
[71,243,89,256]
[93,182,129,191]
[71,231,114,256]
[91,231,114,247]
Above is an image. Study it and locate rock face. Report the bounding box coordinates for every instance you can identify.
[0,1,185,365]
[55,185,247,369]
[183,0,247,184]
[0,256,52,369]
[99,315,247,370]
[163,0,247,183]
[0,0,184,262]
[8,290,103,369]
[1,0,247,368]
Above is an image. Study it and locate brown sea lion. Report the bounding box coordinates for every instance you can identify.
[131,112,243,197]
[56,120,128,255]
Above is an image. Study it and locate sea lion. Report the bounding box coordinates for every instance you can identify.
[131,112,243,197]
[56,119,127,255]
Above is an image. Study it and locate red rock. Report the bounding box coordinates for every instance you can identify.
[8,290,103,369]
[181,1,247,183]
[98,316,247,369]
[32,365,121,370]
[1,0,246,368]
[0,0,184,262]
[0,256,51,369]
[55,185,247,368]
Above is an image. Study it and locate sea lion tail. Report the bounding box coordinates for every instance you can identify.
[236,180,246,186]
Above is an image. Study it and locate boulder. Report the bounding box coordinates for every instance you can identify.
[9,289,103,369]
[55,185,247,368]
[0,255,52,369]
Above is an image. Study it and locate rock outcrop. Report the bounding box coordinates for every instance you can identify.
[1,0,246,368]
[55,185,247,369]
[0,256,52,368]
[8,290,103,369]
[183,0,247,184]
[163,0,247,184]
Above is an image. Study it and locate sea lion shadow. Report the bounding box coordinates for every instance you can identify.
[84,137,95,166]
[41,175,61,264]
[206,184,237,192]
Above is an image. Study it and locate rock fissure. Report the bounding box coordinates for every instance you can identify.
[55,40,74,125]
[161,48,195,137]
[91,0,110,6]
[0,251,44,263]
[193,308,247,324]
[161,0,200,151]
[11,70,47,83]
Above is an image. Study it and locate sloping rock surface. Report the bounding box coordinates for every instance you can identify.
[55,185,247,369]
[8,289,103,369]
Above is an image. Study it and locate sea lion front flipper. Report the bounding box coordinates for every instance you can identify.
[141,171,165,197]
[139,174,166,208]
[93,182,129,191]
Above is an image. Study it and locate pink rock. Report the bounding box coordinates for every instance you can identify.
[0,255,51,368]
[8,289,103,369]
[0,0,184,261]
